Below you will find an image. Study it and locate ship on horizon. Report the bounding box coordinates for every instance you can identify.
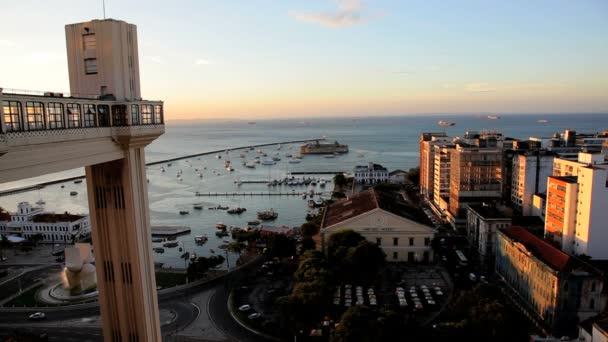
[487,115,501,120]
[438,120,456,126]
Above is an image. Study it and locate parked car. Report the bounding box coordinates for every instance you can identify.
[238,304,251,312]
[28,312,46,320]
[247,312,261,319]
[469,273,477,282]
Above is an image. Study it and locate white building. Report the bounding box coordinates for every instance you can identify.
[389,170,407,184]
[0,202,90,243]
[546,153,608,258]
[354,163,389,184]
[320,189,436,262]
[511,151,555,215]
[466,204,512,267]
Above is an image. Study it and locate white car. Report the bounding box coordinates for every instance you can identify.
[435,290,444,296]
[28,312,46,320]
[247,312,261,319]
[239,304,251,312]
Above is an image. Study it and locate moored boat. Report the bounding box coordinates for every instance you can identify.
[257,209,278,220]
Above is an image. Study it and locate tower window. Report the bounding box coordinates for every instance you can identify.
[84,58,97,74]
[83,33,96,51]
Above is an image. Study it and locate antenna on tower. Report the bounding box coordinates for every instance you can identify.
[102,0,106,19]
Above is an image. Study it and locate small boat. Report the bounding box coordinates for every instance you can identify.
[61,185,65,188]
[70,191,78,196]
[153,247,165,253]
[162,241,179,248]
[227,207,247,214]
[247,220,261,226]
[537,119,548,123]
[272,156,281,161]
[193,205,203,210]
[257,209,278,220]
[261,158,276,165]
[487,115,501,120]
[438,120,456,126]
[167,163,172,167]
[357,153,364,157]
[190,253,197,260]
[74,180,83,184]
[217,205,229,210]
[216,222,227,230]
[216,155,222,159]
[152,237,163,243]
[179,210,189,215]
[36,199,46,205]
[216,230,229,237]
[195,235,208,244]
[245,162,256,168]
[288,158,301,164]
[319,179,326,187]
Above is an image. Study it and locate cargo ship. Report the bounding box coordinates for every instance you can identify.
[300,140,349,154]
[438,120,455,126]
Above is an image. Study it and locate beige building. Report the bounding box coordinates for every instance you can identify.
[511,151,555,215]
[496,226,606,335]
[321,189,436,262]
[419,132,449,204]
[465,204,511,268]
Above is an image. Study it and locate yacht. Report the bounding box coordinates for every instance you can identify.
[193,205,203,210]
[70,191,78,196]
[247,220,261,226]
[195,235,208,244]
[227,207,247,214]
[261,158,276,165]
[216,222,227,230]
[257,209,278,220]
[245,162,256,168]
[179,210,189,215]
[487,115,501,120]
[288,158,301,164]
[438,120,456,126]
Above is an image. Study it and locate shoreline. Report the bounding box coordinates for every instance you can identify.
[0,137,324,197]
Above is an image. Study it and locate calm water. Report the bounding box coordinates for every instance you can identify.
[1,113,607,267]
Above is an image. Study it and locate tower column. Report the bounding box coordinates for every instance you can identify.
[86,143,161,342]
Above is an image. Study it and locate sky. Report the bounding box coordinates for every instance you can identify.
[0,0,607,120]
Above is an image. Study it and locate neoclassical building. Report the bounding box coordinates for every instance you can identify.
[320,189,436,262]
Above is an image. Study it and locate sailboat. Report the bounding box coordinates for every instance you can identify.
[36,189,45,205]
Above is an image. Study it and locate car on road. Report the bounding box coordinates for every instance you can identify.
[28,312,46,320]
[248,312,261,319]
[238,304,251,312]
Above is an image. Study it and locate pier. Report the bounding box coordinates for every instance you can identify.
[0,138,326,197]
[195,192,329,197]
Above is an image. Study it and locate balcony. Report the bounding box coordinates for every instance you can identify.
[0,88,165,182]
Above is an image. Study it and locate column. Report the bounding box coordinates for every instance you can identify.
[85,146,161,342]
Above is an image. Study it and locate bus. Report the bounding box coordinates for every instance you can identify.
[455,250,468,266]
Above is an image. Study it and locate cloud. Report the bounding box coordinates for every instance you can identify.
[465,83,496,93]
[195,58,211,66]
[0,39,14,48]
[291,0,369,28]
[144,55,164,64]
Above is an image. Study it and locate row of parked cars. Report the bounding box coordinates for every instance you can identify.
[333,285,377,307]
[238,304,262,320]
[396,284,444,310]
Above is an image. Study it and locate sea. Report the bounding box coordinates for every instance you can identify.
[1,113,607,268]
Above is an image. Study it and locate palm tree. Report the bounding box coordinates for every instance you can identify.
[333,173,347,191]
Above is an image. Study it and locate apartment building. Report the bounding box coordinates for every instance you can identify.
[496,226,606,335]
[545,153,608,258]
[419,132,449,203]
[466,204,512,268]
[511,151,555,215]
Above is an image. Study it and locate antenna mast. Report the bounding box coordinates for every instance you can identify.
[102,0,106,19]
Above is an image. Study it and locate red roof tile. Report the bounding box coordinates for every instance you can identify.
[500,226,571,272]
[323,190,378,228]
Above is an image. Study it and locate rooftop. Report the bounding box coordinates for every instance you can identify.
[31,212,85,223]
[549,175,578,184]
[322,188,433,228]
[467,204,510,219]
[500,226,600,274]
[354,163,387,171]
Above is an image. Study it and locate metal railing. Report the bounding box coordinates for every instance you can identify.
[1,87,101,100]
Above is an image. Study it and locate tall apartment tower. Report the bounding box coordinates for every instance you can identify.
[419,132,449,203]
[511,151,555,216]
[65,19,141,100]
[545,153,608,258]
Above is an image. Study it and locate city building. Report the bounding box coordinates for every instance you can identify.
[511,150,555,215]
[448,133,504,227]
[419,132,449,203]
[465,204,512,268]
[432,144,453,213]
[353,162,389,184]
[388,169,407,184]
[0,202,90,243]
[496,226,606,335]
[545,153,608,258]
[532,192,547,221]
[320,189,436,262]
[579,314,608,342]
[1,18,165,341]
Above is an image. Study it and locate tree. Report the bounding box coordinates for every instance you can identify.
[301,237,316,252]
[29,233,43,245]
[406,167,420,185]
[187,255,225,281]
[333,173,347,191]
[332,306,403,342]
[300,222,320,237]
[266,233,296,258]
[345,241,386,284]
[327,230,365,262]
[226,241,246,256]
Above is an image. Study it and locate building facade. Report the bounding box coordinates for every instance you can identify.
[389,170,406,184]
[419,132,449,203]
[545,153,608,258]
[465,204,512,268]
[0,202,90,243]
[354,163,389,184]
[496,226,606,335]
[511,151,555,215]
[321,189,436,262]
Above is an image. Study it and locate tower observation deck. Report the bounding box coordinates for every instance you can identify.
[1,19,164,342]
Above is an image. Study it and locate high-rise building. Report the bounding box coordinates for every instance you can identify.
[419,132,449,203]
[511,151,555,215]
[545,153,608,258]
[448,137,503,226]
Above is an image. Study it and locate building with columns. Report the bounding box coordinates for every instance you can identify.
[1,18,164,342]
